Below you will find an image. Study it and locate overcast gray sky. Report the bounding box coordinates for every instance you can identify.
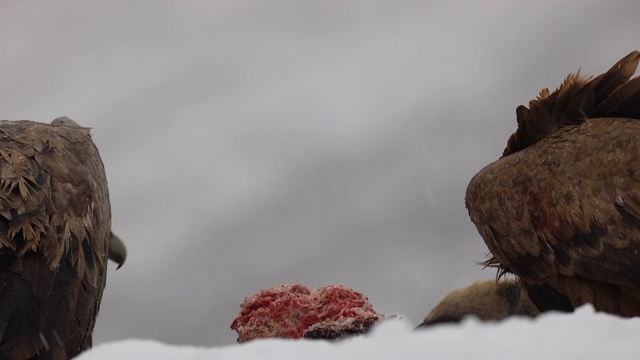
[1,0,639,347]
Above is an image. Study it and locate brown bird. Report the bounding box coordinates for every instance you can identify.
[466,51,640,316]
[0,118,112,359]
[418,280,539,327]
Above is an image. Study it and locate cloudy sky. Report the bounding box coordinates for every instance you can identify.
[1,0,639,347]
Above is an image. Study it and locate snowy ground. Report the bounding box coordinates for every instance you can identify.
[78,306,639,360]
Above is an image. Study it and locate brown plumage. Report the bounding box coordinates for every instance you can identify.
[0,118,111,359]
[418,280,539,327]
[466,51,640,315]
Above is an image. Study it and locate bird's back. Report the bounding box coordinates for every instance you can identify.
[466,51,640,315]
[0,120,110,359]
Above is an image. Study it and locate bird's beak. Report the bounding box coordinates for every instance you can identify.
[108,231,127,270]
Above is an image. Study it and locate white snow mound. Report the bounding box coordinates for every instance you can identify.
[77,305,640,360]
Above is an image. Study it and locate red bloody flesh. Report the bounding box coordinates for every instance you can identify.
[230,284,379,343]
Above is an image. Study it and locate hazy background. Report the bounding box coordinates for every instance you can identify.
[1,0,639,346]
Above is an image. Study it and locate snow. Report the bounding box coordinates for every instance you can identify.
[77,306,640,360]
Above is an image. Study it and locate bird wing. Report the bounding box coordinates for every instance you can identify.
[0,120,110,359]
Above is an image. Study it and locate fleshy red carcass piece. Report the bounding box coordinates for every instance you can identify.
[230,284,381,343]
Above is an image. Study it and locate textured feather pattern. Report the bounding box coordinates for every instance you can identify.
[504,51,640,156]
[420,280,539,327]
[467,51,640,316]
[0,120,110,359]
